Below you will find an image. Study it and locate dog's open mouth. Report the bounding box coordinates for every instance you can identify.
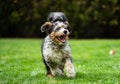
[57,35,67,43]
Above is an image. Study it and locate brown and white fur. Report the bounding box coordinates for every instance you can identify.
[41,12,75,78]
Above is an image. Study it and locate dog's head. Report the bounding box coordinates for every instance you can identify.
[41,12,71,45]
[41,21,71,45]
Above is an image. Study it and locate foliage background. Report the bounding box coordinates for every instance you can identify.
[0,0,120,38]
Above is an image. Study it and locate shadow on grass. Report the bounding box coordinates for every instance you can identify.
[52,72,119,82]
[23,71,119,84]
[25,69,119,83]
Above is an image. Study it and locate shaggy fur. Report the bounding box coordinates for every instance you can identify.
[41,12,75,78]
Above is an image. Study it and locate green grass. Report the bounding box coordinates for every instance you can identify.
[0,39,120,84]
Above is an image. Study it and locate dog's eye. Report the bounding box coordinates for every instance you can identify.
[55,27,61,32]
[64,27,67,29]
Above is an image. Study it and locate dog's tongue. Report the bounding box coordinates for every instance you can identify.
[59,36,66,43]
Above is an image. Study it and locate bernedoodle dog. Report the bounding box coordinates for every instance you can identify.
[41,12,76,78]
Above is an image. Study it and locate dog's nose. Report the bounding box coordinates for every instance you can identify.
[64,30,67,34]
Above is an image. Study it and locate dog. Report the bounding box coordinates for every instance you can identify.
[41,12,76,78]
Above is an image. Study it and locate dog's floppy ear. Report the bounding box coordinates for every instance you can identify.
[41,22,52,32]
[64,21,72,33]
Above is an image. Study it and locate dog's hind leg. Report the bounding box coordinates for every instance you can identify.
[43,59,53,77]
[58,63,64,75]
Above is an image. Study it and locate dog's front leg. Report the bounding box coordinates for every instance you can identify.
[50,66,63,76]
[64,58,76,78]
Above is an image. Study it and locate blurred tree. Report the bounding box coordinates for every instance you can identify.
[0,0,120,38]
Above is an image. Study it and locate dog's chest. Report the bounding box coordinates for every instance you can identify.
[45,46,67,63]
[42,36,71,64]
[43,44,69,64]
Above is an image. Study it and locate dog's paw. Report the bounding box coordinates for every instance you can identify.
[65,67,76,78]
[51,67,63,76]
[64,62,76,78]
[47,74,53,78]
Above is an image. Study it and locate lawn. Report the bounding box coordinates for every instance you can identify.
[0,39,120,84]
